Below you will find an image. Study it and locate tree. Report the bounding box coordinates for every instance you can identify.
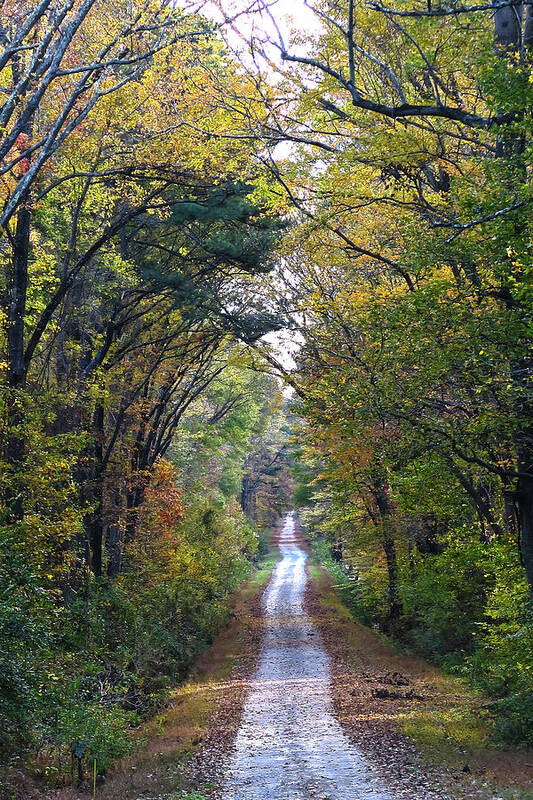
[234,0,532,597]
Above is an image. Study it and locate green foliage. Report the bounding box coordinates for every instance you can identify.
[462,551,533,746]
[492,693,533,748]
[256,529,271,560]
[0,494,260,781]
[55,702,135,770]
[311,537,375,626]
[284,0,532,746]
[0,0,287,788]
[306,501,533,745]
[0,521,57,755]
[0,524,134,774]
[401,531,492,661]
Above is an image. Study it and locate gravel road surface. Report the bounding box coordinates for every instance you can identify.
[221,512,398,800]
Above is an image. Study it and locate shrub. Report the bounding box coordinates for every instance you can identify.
[0,522,57,755]
[55,701,136,772]
[493,692,533,748]
[400,531,491,660]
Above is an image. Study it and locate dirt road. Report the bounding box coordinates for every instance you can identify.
[221,512,397,800]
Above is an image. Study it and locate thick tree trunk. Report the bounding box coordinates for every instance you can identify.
[124,484,148,544]
[525,5,533,48]
[7,203,30,389]
[503,483,518,536]
[514,379,533,598]
[105,490,124,577]
[372,476,401,622]
[106,524,123,577]
[517,471,533,599]
[4,198,31,520]
[241,474,257,519]
[382,531,401,622]
[493,2,523,51]
[86,402,105,576]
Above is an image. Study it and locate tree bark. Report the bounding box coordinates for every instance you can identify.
[106,523,123,578]
[382,531,401,623]
[241,473,257,519]
[372,475,401,622]
[124,487,144,544]
[87,498,104,578]
[493,1,523,50]
[517,470,533,599]
[85,402,105,577]
[4,197,31,520]
[514,370,533,598]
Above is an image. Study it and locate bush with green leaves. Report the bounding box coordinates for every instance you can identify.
[55,701,135,771]
[312,537,377,626]
[0,494,262,781]
[309,515,533,746]
[400,529,492,662]
[0,521,57,755]
[464,548,533,746]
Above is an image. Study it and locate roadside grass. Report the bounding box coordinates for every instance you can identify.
[311,562,533,800]
[50,545,279,800]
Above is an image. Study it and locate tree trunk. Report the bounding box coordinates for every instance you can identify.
[493,1,523,51]
[517,470,533,599]
[514,382,533,598]
[382,531,401,623]
[86,402,105,576]
[106,524,123,577]
[241,474,257,519]
[503,483,518,536]
[87,499,104,578]
[4,198,31,520]
[105,489,124,577]
[372,475,401,622]
[447,461,504,541]
[331,539,344,562]
[124,483,148,544]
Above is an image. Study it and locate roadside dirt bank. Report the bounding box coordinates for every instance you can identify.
[304,526,533,800]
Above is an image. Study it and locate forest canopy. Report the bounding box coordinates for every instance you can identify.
[0,0,293,780]
[250,0,533,750]
[0,0,532,790]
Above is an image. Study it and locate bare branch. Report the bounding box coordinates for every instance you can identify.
[366,0,532,17]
